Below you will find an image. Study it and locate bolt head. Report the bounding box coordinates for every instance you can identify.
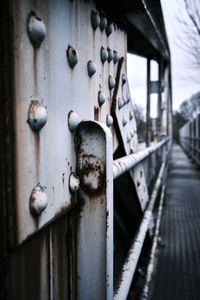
[106,114,113,127]
[130,130,134,138]
[28,11,46,48]
[118,98,124,109]
[66,45,79,68]
[113,50,119,64]
[68,110,80,131]
[107,47,113,62]
[106,23,113,37]
[122,74,126,85]
[123,96,128,105]
[27,101,47,132]
[129,110,134,120]
[127,133,131,143]
[98,91,106,106]
[108,75,115,90]
[100,16,107,31]
[30,183,48,216]
[100,47,108,63]
[91,11,100,30]
[122,116,128,127]
[87,60,96,77]
[127,94,131,103]
[69,173,80,193]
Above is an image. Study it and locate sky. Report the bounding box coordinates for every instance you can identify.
[127,0,200,114]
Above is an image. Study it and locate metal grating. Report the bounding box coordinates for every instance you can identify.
[151,144,200,300]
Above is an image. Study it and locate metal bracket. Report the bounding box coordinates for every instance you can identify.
[73,120,113,299]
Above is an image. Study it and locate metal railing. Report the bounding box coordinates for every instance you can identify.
[113,137,171,299]
[179,114,200,167]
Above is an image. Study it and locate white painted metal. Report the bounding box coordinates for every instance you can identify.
[74,120,113,300]
[114,161,166,300]
[11,0,127,245]
[113,138,169,179]
[140,184,166,300]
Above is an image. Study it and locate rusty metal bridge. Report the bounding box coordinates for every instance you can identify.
[0,0,199,299]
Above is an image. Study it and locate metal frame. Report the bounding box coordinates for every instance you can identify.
[179,114,200,167]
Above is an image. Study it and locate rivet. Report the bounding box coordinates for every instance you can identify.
[68,110,80,131]
[130,147,134,154]
[130,130,134,138]
[66,45,79,68]
[107,47,113,62]
[100,47,108,63]
[69,173,80,193]
[122,74,126,85]
[127,95,131,103]
[127,133,131,143]
[118,98,124,109]
[122,116,128,127]
[28,11,46,48]
[129,110,134,120]
[113,50,119,64]
[106,23,113,37]
[100,16,107,31]
[30,183,48,216]
[98,91,106,106]
[87,60,96,77]
[123,96,128,105]
[27,100,47,132]
[106,114,113,127]
[91,11,100,30]
[108,75,115,90]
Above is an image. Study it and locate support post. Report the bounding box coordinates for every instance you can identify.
[72,121,113,300]
[146,58,151,147]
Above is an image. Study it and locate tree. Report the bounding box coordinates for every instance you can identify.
[173,111,188,142]
[134,104,146,142]
[179,91,200,120]
[177,0,200,80]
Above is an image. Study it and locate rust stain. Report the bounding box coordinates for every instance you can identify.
[94,106,99,121]
[62,173,65,185]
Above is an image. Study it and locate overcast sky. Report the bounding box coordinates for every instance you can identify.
[127,0,200,114]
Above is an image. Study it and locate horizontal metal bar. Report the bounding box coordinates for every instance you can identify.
[140,184,166,300]
[114,161,166,300]
[113,138,170,180]
[180,144,200,166]
[181,136,200,141]
[180,140,200,153]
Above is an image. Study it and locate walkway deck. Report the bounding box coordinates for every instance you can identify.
[151,144,200,300]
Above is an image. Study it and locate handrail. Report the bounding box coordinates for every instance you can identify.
[113,137,170,180]
[114,161,166,300]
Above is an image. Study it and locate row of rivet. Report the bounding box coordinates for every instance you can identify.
[66,45,118,84]
[118,95,131,109]
[101,47,119,64]
[91,11,113,37]
[122,110,134,127]
[27,10,113,49]
[127,129,135,143]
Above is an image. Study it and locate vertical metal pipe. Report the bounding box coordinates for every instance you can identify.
[146,58,151,147]
[157,60,162,141]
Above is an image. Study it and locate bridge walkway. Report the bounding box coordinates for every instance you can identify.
[151,144,200,300]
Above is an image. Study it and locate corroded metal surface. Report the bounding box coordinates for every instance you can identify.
[10,0,127,245]
[74,121,113,299]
